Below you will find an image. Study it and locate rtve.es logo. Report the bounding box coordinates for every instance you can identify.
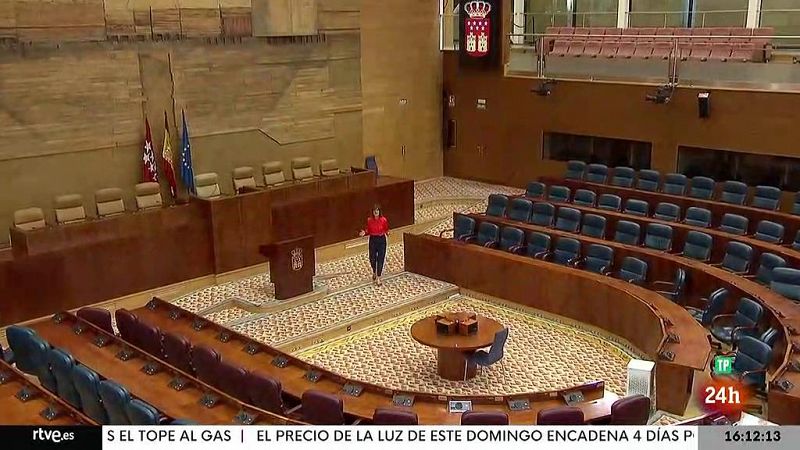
[32,428,76,443]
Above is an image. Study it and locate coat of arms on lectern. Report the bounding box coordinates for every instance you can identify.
[464,1,492,58]
[291,247,303,271]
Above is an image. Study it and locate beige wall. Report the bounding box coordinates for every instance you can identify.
[0,0,443,243]
[361,0,443,180]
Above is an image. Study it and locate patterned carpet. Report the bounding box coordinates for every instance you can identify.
[297,295,637,397]
[233,273,454,346]
[168,176,645,397]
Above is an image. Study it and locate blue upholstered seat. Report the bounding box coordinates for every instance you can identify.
[530,202,555,226]
[72,364,108,424]
[686,287,729,326]
[617,257,648,284]
[661,173,688,195]
[126,399,161,425]
[580,214,606,238]
[585,164,609,183]
[554,207,581,233]
[681,230,713,262]
[99,380,133,425]
[710,297,763,344]
[526,181,546,198]
[644,223,673,251]
[684,207,711,228]
[753,220,784,244]
[499,227,525,252]
[749,185,781,210]
[753,253,787,286]
[719,241,754,274]
[613,220,641,246]
[48,348,82,409]
[547,185,571,203]
[720,180,748,205]
[507,198,533,222]
[771,268,800,301]
[636,170,661,192]
[623,199,649,217]
[573,189,596,207]
[653,202,680,222]
[565,160,586,180]
[485,194,509,217]
[689,176,716,200]
[611,166,635,187]
[718,213,749,235]
[526,232,551,258]
[597,194,621,211]
[583,244,614,274]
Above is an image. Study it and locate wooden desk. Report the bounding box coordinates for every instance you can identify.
[129,298,617,425]
[542,177,800,238]
[27,313,299,425]
[1,204,215,325]
[449,212,800,423]
[198,174,414,273]
[0,359,95,425]
[411,313,504,380]
[404,232,710,415]
[2,174,413,325]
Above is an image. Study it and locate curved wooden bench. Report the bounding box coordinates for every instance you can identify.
[404,232,710,416]
[28,314,300,425]
[451,212,800,424]
[131,298,616,425]
[537,198,800,267]
[541,177,800,238]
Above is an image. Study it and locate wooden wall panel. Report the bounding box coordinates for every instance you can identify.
[252,0,317,36]
[0,49,143,160]
[360,0,443,180]
[0,2,16,38]
[15,0,106,42]
[442,52,800,187]
[171,39,360,143]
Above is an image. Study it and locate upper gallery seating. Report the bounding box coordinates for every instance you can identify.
[558,165,798,222]
[545,27,774,63]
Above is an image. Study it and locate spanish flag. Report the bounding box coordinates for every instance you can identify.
[162,112,178,199]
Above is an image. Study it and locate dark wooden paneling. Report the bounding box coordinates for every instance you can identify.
[442,51,800,188]
[1,175,413,324]
[1,204,215,325]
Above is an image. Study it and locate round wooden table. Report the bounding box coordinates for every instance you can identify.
[411,312,505,381]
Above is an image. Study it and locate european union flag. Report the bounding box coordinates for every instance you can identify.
[180,111,196,194]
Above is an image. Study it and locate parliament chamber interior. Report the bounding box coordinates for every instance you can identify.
[2,0,800,428]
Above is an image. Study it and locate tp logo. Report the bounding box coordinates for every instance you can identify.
[713,355,734,375]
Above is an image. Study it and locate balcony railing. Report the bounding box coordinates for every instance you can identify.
[505,32,800,92]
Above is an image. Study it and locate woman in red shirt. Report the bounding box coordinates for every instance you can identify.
[359,204,389,285]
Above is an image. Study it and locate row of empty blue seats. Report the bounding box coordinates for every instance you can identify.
[562,160,794,212]
[448,217,779,390]
[5,325,169,425]
[490,191,799,248]
[472,197,800,301]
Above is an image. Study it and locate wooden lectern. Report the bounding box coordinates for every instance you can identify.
[259,235,315,300]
